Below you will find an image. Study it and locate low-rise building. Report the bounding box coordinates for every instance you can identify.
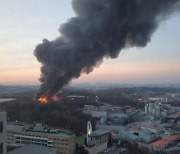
[0,112,7,154]
[7,124,75,154]
[165,113,180,124]
[152,135,180,151]
[7,144,56,154]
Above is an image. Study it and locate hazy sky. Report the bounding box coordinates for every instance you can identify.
[0,0,180,85]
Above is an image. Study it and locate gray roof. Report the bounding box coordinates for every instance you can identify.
[90,129,111,136]
[166,114,180,119]
[33,123,44,132]
[7,124,24,131]
[8,144,56,154]
[96,125,125,131]
[163,146,180,153]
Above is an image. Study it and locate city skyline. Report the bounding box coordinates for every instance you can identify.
[0,0,180,85]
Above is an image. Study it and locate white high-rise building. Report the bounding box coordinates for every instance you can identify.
[0,112,7,154]
[145,103,171,117]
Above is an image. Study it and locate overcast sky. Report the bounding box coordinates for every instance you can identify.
[0,0,180,85]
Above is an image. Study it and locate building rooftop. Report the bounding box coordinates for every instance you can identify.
[152,135,180,149]
[7,124,74,137]
[166,114,180,119]
[141,125,161,132]
[8,144,56,154]
[164,135,180,142]
[7,124,24,132]
[152,140,168,149]
[90,129,111,136]
[96,125,125,131]
[129,125,140,133]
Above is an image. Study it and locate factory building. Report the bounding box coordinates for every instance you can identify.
[7,123,75,154]
[0,112,7,154]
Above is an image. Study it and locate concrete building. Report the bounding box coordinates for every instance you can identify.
[86,121,111,154]
[0,112,7,154]
[145,103,171,117]
[8,144,56,154]
[7,124,75,154]
[170,93,180,99]
[86,129,111,154]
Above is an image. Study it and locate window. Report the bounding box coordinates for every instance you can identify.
[0,143,3,154]
[0,122,3,133]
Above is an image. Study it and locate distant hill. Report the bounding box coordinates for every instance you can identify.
[0,85,38,97]
[0,83,180,97]
[69,83,180,90]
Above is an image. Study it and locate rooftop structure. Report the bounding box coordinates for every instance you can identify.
[8,144,56,154]
[96,125,125,132]
[129,125,162,134]
[90,129,111,137]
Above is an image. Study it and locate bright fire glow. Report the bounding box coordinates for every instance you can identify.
[37,95,59,104]
[38,96,48,104]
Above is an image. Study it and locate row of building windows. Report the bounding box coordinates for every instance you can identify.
[53,138,69,142]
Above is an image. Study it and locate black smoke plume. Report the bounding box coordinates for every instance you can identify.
[34,0,180,100]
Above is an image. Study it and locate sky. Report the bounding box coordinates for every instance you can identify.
[0,0,180,85]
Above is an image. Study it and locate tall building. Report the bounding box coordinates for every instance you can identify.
[0,112,7,154]
[7,123,75,154]
[86,121,111,154]
[145,103,171,117]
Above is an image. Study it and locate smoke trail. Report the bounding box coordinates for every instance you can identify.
[34,0,180,100]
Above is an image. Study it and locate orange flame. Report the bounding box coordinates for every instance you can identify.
[37,95,58,104]
[38,96,48,104]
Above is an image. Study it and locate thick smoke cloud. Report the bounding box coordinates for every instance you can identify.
[34,0,180,99]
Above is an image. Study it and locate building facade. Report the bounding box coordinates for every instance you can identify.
[86,125,111,154]
[0,112,7,154]
[145,103,171,117]
[7,124,75,154]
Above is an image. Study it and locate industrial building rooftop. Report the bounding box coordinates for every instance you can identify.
[7,123,73,137]
[7,144,56,154]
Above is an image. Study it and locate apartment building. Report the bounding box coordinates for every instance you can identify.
[7,124,75,154]
[0,112,7,154]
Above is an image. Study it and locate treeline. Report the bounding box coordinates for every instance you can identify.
[97,90,145,109]
[0,98,96,133]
